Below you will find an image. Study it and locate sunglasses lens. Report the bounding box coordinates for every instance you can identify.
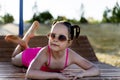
[48,33,67,41]
[59,35,67,41]
[50,33,55,39]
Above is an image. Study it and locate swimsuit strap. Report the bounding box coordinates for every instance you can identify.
[47,46,68,68]
[64,48,69,68]
[47,46,51,66]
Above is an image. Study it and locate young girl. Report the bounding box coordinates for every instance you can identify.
[5,21,100,80]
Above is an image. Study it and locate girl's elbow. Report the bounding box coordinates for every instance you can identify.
[25,73,29,78]
[96,68,100,76]
[25,69,33,79]
[94,66,100,76]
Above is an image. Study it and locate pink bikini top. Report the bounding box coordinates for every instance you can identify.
[40,46,69,72]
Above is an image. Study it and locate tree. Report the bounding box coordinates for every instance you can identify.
[54,16,79,24]
[30,11,53,24]
[110,2,120,23]
[79,17,88,23]
[1,13,14,24]
[39,11,53,23]
[102,8,111,23]
[55,16,67,21]
[79,3,88,23]
[102,2,120,23]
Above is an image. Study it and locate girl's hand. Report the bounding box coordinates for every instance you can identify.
[73,72,84,80]
[57,73,73,80]
[61,70,84,80]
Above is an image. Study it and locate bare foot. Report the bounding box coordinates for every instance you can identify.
[5,35,27,48]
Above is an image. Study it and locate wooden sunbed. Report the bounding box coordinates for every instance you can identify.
[0,35,120,80]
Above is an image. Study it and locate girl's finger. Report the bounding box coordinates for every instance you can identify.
[73,76,77,80]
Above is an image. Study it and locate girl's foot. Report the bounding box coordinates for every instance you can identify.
[23,21,40,40]
[5,35,27,48]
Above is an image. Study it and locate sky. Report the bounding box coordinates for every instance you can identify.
[0,0,120,23]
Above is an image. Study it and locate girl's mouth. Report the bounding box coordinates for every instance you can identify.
[51,43,59,46]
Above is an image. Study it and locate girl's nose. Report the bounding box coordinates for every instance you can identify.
[53,36,59,42]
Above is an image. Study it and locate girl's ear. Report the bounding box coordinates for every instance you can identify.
[68,40,73,46]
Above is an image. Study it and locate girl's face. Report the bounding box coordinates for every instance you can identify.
[48,23,71,51]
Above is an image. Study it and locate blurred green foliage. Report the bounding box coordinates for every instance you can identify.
[0,13,14,24]
[102,2,120,23]
[29,11,53,24]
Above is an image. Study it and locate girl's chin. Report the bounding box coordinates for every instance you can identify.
[50,45,59,51]
[50,44,59,48]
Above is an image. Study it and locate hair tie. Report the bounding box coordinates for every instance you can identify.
[73,25,80,38]
[70,26,74,40]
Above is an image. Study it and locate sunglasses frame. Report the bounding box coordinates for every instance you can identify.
[47,33,70,42]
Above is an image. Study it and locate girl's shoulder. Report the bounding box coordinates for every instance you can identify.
[68,48,78,55]
[36,46,49,57]
[39,46,49,52]
[68,48,82,59]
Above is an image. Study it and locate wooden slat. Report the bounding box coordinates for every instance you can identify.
[79,77,120,80]
[0,73,25,78]
[0,62,120,79]
[0,78,25,80]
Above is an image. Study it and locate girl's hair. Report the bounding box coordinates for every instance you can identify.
[52,21,80,40]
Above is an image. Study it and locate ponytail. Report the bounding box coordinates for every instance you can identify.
[63,22,80,40]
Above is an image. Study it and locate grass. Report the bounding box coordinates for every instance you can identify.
[96,52,120,67]
[27,23,120,67]
[24,23,51,35]
[80,24,120,67]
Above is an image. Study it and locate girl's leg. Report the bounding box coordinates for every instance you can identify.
[6,21,40,57]
[5,35,27,49]
[5,21,40,66]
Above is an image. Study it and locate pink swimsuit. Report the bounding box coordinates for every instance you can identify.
[22,46,69,72]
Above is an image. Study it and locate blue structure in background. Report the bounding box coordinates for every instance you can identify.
[19,0,23,37]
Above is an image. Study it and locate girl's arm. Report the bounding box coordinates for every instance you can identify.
[73,64,100,79]
[25,47,72,80]
[69,49,100,78]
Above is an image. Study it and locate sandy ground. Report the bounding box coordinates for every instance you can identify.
[0,24,19,35]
